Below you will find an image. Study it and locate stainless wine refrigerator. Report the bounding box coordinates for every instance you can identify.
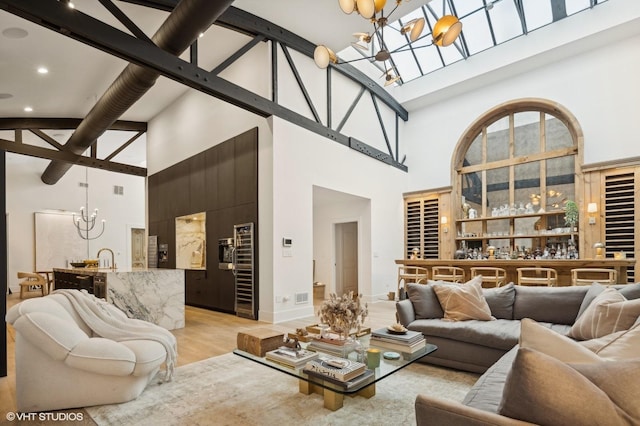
[233,223,255,319]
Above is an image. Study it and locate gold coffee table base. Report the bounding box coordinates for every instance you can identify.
[299,379,375,411]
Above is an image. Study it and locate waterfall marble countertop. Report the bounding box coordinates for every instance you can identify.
[53,267,185,330]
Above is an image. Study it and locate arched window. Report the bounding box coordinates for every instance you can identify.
[452,98,583,256]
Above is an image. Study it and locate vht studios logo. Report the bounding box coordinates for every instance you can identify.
[6,412,84,422]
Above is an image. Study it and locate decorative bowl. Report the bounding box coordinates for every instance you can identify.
[70,262,86,268]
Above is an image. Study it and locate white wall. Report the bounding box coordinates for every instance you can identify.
[395,0,640,191]
[5,154,145,292]
[268,118,406,322]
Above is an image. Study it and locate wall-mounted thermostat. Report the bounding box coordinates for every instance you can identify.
[282,238,292,247]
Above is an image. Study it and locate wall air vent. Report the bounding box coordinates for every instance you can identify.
[114,185,124,195]
[295,292,309,305]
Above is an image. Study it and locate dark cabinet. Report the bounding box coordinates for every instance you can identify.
[185,270,210,308]
[53,271,106,299]
[150,128,258,315]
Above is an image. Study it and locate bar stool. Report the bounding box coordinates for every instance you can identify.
[470,267,507,288]
[17,272,48,299]
[397,266,429,295]
[517,267,557,287]
[432,266,466,283]
[571,268,617,286]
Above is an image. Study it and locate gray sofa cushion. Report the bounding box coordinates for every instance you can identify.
[463,345,518,413]
[513,285,588,325]
[411,319,571,351]
[406,283,444,319]
[410,319,522,350]
[484,283,515,319]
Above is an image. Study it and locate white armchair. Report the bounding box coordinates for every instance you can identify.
[6,290,177,413]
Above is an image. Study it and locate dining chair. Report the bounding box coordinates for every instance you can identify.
[516,267,557,287]
[17,272,48,299]
[570,268,617,286]
[397,266,429,295]
[470,267,507,288]
[432,266,466,283]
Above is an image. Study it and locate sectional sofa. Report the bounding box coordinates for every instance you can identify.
[397,279,640,425]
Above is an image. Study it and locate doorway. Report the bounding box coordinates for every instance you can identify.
[334,222,358,296]
[130,228,146,268]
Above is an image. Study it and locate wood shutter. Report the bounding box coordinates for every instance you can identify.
[604,172,636,282]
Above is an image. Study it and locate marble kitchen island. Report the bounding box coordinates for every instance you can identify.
[53,267,185,330]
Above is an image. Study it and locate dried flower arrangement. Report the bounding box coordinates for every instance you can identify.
[318,291,368,340]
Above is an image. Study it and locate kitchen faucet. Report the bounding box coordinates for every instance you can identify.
[97,248,116,270]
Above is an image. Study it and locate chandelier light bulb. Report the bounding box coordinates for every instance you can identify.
[401,17,425,42]
[314,45,337,69]
[433,15,462,47]
[374,0,387,13]
[356,0,376,19]
[338,0,356,14]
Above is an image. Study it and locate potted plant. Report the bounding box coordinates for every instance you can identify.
[564,200,579,232]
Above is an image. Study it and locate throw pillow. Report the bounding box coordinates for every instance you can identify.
[498,348,640,425]
[431,276,493,321]
[576,282,606,318]
[405,283,444,319]
[519,318,600,363]
[568,287,640,340]
[576,282,640,319]
[484,282,515,319]
[579,322,640,360]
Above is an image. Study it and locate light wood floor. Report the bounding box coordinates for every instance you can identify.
[1,292,398,415]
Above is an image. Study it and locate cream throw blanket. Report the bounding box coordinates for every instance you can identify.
[53,289,177,381]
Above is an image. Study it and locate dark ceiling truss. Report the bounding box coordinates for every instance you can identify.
[482,0,499,46]
[0,118,147,176]
[336,87,366,134]
[512,0,529,35]
[279,44,322,125]
[1,0,408,171]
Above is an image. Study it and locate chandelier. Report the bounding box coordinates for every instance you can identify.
[314,0,463,85]
[73,168,106,240]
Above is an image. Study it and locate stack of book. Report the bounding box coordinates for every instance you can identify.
[265,346,319,368]
[369,327,426,353]
[307,338,357,358]
[303,355,373,389]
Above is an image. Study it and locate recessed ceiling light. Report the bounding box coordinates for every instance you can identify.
[68,1,75,8]
[2,27,28,39]
[24,106,33,112]
[37,67,49,74]
[0,93,13,100]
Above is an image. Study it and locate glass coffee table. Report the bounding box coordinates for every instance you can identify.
[233,339,437,411]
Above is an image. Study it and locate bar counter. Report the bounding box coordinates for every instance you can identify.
[395,258,636,286]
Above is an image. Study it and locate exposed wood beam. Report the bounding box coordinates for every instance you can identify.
[29,129,64,151]
[105,131,144,162]
[0,138,146,176]
[0,118,146,131]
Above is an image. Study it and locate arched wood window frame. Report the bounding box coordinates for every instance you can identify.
[450,98,585,253]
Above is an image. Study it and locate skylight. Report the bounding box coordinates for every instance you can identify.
[341,0,609,86]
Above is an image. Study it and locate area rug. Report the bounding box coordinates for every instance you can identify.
[86,353,479,426]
